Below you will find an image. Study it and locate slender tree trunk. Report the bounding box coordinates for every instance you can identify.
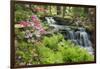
[57,6,61,15]
[62,6,66,18]
[49,5,52,15]
[29,4,35,13]
[88,8,96,23]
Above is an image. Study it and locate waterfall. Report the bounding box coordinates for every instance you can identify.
[45,17,93,54]
[45,17,56,25]
[68,30,75,40]
[80,32,90,47]
[66,28,93,54]
[45,17,66,31]
[77,27,92,47]
[79,29,93,54]
[49,17,56,24]
[45,17,51,25]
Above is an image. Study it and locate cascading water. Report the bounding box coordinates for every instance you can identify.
[45,17,56,25]
[45,17,67,30]
[78,28,93,54]
[68,30,75,40]
[45,17,93,55]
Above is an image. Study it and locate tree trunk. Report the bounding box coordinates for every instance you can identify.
[88,8,96,23]
[57,6,61,15]
[49,5,52,15]
[62,6,66,18]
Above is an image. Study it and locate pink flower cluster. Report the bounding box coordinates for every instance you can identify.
[16,15,46,34]
[19,21,30,27]
[32,15,46,34]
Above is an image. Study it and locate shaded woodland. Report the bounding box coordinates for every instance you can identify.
[14,3,96,66]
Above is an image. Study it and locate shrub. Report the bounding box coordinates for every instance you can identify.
[42,33,64,50]
[60,46,94,63]
[16,41,38,65]
[36,33,94,64]
[37,46,56,64]
[37,46,64,64]
[16,33,94,65]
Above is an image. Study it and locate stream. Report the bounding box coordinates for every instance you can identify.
[45,17,93,55]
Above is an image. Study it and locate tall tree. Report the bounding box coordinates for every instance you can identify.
[62,6,66,18]
[57,6,61,15]
[49,5,52,15]
[88,8,96,23]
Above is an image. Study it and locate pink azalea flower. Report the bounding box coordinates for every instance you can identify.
[31,15,46,34]
[19,21,30,27]
[32,15,37,20]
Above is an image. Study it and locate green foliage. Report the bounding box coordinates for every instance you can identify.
[16,41,39,65]
[42,33,64,50]
[15,29,25,41]
[34,33,94,64]
[54,52,64,63]
[71,7,87,17]
[15,4,33,23]
[60,46,94,62]
[85,24,95,32]
[15,10,33,23]
[37,46,56,64]
[37,46,64,64]
[16,30,94,65]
